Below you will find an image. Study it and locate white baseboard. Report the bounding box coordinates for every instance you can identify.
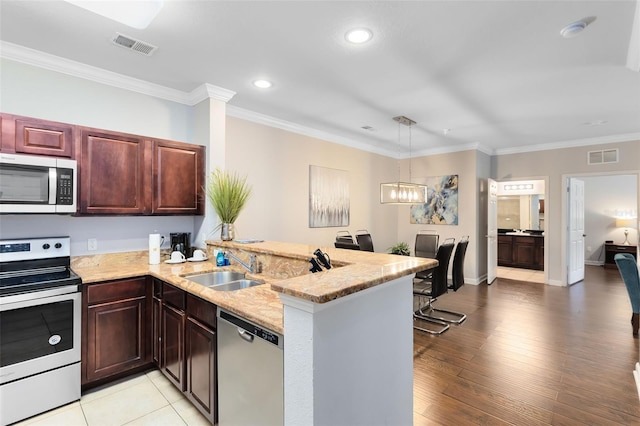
[634,363,640,401]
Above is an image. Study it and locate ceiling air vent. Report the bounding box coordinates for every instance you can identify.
[587,148,619,165]
[111,33,158,56]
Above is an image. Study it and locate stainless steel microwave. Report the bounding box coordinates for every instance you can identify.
[0,153,77,214]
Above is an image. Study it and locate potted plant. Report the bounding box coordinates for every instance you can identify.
[388,242,411,256]
[205,167,252,241]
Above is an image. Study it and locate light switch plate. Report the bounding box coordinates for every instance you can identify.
[88,238,97,251]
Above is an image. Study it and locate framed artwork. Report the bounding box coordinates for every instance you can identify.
[410,175,459,225]
[309,165,350,228]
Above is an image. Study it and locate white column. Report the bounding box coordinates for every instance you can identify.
[280,276,414,425]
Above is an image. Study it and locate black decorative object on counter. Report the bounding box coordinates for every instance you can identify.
[314,248,332,269]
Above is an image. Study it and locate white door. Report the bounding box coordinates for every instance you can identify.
[487,179,498,284]
[568,178,585,284]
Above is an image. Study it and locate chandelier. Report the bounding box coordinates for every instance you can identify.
[380,116,427,204]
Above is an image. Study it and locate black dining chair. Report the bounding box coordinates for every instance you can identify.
[414,231,439,280]
[334,230,360,250]
[449,236,469,291]
[355,229,374,252]
[413,238,455,335]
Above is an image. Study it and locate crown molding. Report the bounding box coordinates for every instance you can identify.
[188,83,236,104]
[2,41,636,159]
[0,41,234,105]
[226,105,397,158]
[494,132,640,156]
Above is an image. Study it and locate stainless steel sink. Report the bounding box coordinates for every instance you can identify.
[209,279,265,291]
[186,271,246,287]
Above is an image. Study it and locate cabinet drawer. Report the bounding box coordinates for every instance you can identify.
[611,245,636,253]
[514,236,536,244]
[87,277,147,305]
[187,294,216,329]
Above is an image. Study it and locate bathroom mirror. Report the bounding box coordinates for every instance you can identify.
[497,194,544,230]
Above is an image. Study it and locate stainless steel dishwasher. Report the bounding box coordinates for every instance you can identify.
[217,309,283,425]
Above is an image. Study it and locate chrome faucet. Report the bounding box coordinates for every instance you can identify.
[224,250,261,274]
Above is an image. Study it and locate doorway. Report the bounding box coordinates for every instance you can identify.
[493,179,548,283]
[563,172,639,286]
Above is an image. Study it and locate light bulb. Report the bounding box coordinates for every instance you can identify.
[391,189,396,199]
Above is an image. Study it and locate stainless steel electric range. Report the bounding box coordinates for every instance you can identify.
[0,236,82,426]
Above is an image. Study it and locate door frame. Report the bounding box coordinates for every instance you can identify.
[493,176,549,285]
[561,170,640,286]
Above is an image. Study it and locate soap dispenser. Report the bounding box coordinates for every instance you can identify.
[216,250,225,267]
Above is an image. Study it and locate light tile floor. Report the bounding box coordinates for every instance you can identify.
[17,370,210,426]
[497,265,544,283]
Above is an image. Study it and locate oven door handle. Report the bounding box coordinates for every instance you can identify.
[0,284,80,308]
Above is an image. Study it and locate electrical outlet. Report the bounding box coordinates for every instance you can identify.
[587,246,592,252]
[88,238,97,251]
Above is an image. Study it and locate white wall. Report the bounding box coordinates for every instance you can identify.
[224,116,400,252]
[583,174,638,264]
[0,59,201,255]
[493,140,640,284]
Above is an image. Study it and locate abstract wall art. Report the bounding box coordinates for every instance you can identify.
[309,165,350,228]
[410,175,459,225]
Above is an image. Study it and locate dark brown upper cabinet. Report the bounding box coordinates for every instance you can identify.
[1,113,74,158]
[78,127,204,216]
[151,139,204,215]
[79,128,148,215]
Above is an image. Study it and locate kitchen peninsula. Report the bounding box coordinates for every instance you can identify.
[73,240,436,425]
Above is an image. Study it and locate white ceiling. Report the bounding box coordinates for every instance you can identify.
[1,0,639,158]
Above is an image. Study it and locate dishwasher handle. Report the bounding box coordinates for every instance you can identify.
[238,328,254,343]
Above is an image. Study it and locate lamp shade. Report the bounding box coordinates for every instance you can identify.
[616,218,636,229]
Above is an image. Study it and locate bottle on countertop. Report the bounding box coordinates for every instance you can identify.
[149,233,164,265]
[216,250,225,267]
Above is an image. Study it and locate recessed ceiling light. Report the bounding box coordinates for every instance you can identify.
[345,28,373,44]
[560,16,597,38]
[253,80,272,89]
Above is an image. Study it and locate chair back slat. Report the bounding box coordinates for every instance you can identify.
[451,236,469,291]
[355,230,374,252]
[431,241,455,298]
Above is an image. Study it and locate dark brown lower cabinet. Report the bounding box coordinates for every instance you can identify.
[497,235,544,270]
[161,303,185,389]
[83,277,151,385]
[185,316,216,423]
[154,279,217,424]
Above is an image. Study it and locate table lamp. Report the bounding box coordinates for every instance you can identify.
[615,217,635,245]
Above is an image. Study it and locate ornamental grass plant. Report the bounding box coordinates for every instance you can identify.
[205,167,252,230]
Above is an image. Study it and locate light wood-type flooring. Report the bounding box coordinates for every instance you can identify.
[413,265,640,425]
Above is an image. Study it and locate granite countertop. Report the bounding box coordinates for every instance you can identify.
[72,241,437,335]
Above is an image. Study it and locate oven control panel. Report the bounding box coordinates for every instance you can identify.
[0,237,70,262]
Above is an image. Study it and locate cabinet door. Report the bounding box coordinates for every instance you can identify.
[152,297,162,366]
[151,139,204,215]
[497,236,512,266]
[513,237,536,268]
[79,128,149,214]
[185,317,216,424]
[534,239,544,269]
[161,303,185,390]
[0,114,73,157]
[86,297,148,382]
